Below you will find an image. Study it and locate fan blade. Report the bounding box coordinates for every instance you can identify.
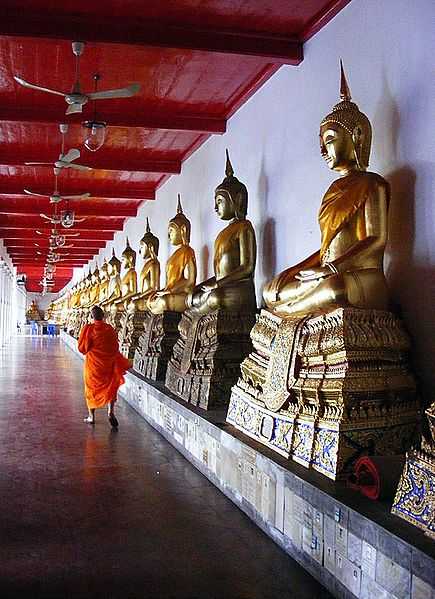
[66,102,83,115]
[65,233,80,237]
[24,189,48,198]
[87,83,141,100]
[60,193,91,200]
[61,148,81,163]
[36,230,46,236]
[25,162,52,166]
[62,244,74,249]
[66,163,92,172]
[40,213,52,221]
[74,218,86,223]
[14,76,66,97]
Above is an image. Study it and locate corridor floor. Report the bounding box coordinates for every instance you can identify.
[0,337,331,599]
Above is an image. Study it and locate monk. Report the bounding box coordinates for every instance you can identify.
[78,305,131,427]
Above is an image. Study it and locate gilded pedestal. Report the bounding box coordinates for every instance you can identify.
[118,306,148,360]
[392,405,435,538]
[133,311,181,380]
[227,307,419,479]
[165,309,256,410]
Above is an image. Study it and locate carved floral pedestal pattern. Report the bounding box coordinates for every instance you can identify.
[392,404,435,539]
[133,311,181,381]
[227,307,419,480]
[165,309,256,410]
[118,306,148,360]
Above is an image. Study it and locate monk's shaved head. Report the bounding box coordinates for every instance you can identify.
[91,306,105,321]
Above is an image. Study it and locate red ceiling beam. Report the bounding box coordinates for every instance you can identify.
[0,13,303,64]
[5,240,106,249]
[0,229,114,241]
[0,153,181,175]
[0,198,139,218]
[0,185,155,201]
[0,215,125,231]
[0,107,226,135]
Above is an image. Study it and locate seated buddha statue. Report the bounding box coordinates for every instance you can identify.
[227,63,418,480]
[87,265,101,307]
[263,62,389,317]
[118,238,138,306]
[165,153,257,410]
[101,250,122,307]
[130,218,161,311]
[98,259,109,304]
[188,150,257,314]
[147,196,196,314]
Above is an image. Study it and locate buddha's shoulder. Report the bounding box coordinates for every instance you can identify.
[363,171,389,190]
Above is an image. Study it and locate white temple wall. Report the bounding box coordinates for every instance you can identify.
[81,0,435,399]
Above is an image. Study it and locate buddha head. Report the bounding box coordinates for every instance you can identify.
[85,270,93,289]
[320,61,372,173]
[108,249,121,276]
[215,150,248,221]
[91,264,100,285]
[121,237,136,269]
[168,195,191,246]
[140,218,159,259]
[99,258,109,282]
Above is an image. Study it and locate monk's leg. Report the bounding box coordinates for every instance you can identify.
[108,400,119,428]
[84,408,95,424]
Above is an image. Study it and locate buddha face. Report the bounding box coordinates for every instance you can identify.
[215,191,235,221]
[168,222,183,246]
[140,241,151,259]
[320,124,357,173]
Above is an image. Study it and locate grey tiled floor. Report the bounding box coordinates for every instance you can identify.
[0,337,331,598]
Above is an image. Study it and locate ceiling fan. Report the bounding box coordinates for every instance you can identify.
[39,208,85,228]
[25,124,92,174]
[14,41,141,115]
[24,174,91,204]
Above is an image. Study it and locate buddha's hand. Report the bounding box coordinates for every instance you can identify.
[295,265,334,281]
[200,281,217,293]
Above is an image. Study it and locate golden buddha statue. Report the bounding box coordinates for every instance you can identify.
[118,238,138,305]
[119,222,161,359]
[26,300,41,322]
[88,265,101,307]
[147,196,196,314]
[101,250,122,307]
[98,259,109,304]
[227,63,418,480]
[133,202,196,379]
[165,152,258,409]
[263,62,388,317]
[188,150,256,314]
[135,218,161,309]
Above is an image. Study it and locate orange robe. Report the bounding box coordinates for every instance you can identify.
[78,321,131,409]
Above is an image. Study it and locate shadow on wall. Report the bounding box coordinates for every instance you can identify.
[386,164,435,407]
[200,244,210,282]
[257,155,276,305]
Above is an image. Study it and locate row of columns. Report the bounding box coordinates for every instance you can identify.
[0,259,26,346]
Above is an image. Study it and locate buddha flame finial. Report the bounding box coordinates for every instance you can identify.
[177,194,183,214]
[339,60,351,102]
[225,149,234,178]
[146,217,150,233]
[112,248,115,258]
[126,237,131,247]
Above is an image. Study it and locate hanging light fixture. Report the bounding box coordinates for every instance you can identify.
[82,73,107,152]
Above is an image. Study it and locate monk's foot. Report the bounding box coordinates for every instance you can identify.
[84,416,95,425]
[108,413,119,429]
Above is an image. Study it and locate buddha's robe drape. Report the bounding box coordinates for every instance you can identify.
[78,321,131,409]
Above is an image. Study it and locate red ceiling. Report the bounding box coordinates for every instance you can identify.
[0,0,350,292]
